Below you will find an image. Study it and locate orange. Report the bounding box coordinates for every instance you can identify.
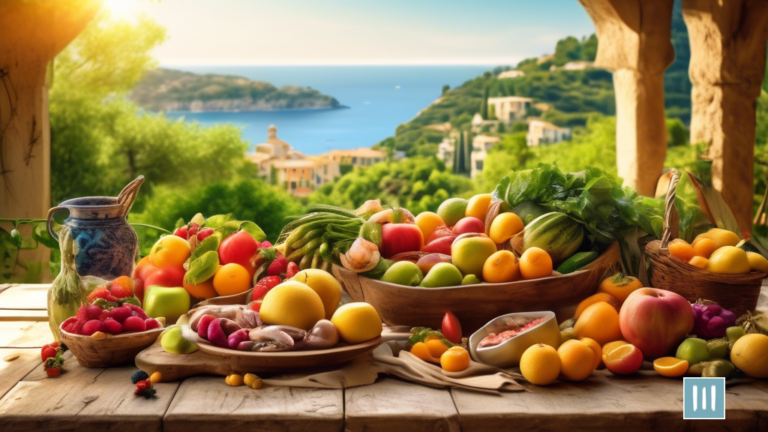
[574,293,621,319]
[574,302,622,346]
[557,339,596,381]
[692,237,718,258]
[519,247,553,280]
[488,212,524,244]
[150,235,192,268]
[482,250,520,283]
[465,194,493,221]
[653,357,689,378]
[440,346,470,372]
[688,256,708,269]
[602,340,630,358]
[425,339,450,358]
[596,272,642,303]
[579,337,602,370]
[212,263,252,296]
[410,342,440,363]
[520,343,561,385]
[669,239,695,262]
[415,212,446,243]
[183,278,217,299]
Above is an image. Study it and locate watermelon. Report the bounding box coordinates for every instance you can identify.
[521,212,584,265]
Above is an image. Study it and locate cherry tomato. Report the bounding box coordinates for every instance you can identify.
[218,231,258,268]
[441,311,462,344]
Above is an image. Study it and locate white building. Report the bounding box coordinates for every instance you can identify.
[498,70,526,79]
[526,120,571,147]
[437,137,454,166]
[470,135,501,179]
[487,96,533,123]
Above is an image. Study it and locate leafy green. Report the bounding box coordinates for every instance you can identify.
[493,164,663,245]
[407,327,455,350]
[190,234,222,262]
[184,251,219,286]
[239,221,267,242]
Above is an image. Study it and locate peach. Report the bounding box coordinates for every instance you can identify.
[603,343,643,375]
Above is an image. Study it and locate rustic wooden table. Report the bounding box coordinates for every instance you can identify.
[1,283,767,432]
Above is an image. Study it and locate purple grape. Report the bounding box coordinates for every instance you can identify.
[692,302,736,338]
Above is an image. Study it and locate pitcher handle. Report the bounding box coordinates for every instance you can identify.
[46,206,67,242]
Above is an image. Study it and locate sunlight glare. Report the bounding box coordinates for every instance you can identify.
[104,0,139,19]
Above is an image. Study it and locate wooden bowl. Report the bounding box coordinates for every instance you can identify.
[60,327,164,368]
[193,336,382,373]
[333,242,621,333]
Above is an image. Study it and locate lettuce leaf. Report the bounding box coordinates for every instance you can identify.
[493,164,664,246]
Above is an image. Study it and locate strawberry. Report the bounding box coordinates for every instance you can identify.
[104,318,123,335]
[98,309,110,321]
[108,305,132,323]
[285,262,300,279]
[134,379,156,398]
[144,318,161,330]
[44,351,65,378]
[187,223,200,239]
[174,226,188,239]
[46,367,62,377]
[109,276,133,299]
[41,344,58,362]
[266,254,287,276]
[82,320,105,336]
[123,316,146,333]
[61,317,78,334]
[106,294,119,302]
[126,304,148,320]
[196,228,214,242]
[86,287,110,303]
[260,240,273,249]
[248,300,262,312]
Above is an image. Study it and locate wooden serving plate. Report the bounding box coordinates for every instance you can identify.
[135,336,382,380]
[333,242,621,333]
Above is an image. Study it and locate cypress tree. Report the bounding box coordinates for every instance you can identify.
[463,131,472,174]
[480,86,489,120]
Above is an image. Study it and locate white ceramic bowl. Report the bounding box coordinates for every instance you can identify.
[469,311,561,368]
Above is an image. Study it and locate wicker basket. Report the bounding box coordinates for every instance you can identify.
[644,170,766,317]
[61,327,163,368]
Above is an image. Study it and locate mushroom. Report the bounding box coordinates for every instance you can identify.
[340,238,380,273]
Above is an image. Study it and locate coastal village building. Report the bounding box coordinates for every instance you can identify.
[323,148,387,167]
[246,124,340,197]
[437,137,454,166]
[470,135,501,179]
[526,119,571,147]
[486,96,532,124]
[497,70,525,79]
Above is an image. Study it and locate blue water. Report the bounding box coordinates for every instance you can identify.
[165,65,493,155]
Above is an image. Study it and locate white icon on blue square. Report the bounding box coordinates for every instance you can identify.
[684,377,725,420]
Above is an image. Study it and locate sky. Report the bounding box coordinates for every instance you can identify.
[106,0,596,66]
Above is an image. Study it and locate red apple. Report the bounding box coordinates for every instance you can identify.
[452,217,485,235]
[416,253,452,275]
[381,223,424,258]
[420,236,455,255]
[619,288,694,359]
[144,266,186,288]
[427,226,455,243]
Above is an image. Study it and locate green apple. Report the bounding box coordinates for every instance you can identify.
[143,286,190,325]
[420,263,463,288]
[461,274,481,285]
[381,261,423,286]
[676,337,709,365]
[161,326,198,355]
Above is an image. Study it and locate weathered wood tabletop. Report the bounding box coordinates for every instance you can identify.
[1,283,767,432]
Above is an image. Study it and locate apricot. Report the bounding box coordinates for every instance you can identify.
[574,293,621,319]
[574,302,622,346]
[440,346,470,372]
[669,239,696,262]
[482,250,520,283]
[692,237,718,259]
[558,339,596,381]
[519,247,553,280]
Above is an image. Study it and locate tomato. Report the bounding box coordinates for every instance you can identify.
[219,231,258,269]
[144,266,186,288]
[441,311,462,344]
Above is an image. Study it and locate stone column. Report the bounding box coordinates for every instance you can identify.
[579,0,675,197]
[683,0,768,235]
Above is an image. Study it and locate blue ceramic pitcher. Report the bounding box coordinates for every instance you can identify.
[46,177,144,280]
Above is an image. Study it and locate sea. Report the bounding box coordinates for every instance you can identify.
[165,65,494,155]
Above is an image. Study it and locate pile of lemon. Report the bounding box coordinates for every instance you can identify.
[259,269,382,344]
[669,228,768,274]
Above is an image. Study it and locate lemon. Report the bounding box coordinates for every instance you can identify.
[731,333,768,378]
[520,344,561,385]
[331,302,382,344]
[746,252,768,273]
[706,246,751,274]
[290,269,342,319]
[259,281,325,330]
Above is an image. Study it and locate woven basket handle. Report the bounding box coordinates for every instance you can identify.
[660,170,681,248]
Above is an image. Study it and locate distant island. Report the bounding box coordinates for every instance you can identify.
[131,68,344,112]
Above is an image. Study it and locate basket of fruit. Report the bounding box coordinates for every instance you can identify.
[644,170,768,317]
[60,301,164,368]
